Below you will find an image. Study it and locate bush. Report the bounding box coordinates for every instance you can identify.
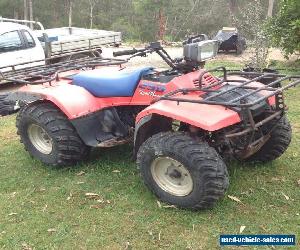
[268,0,300,57]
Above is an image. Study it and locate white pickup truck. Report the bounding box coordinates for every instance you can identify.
[0,18,122,72]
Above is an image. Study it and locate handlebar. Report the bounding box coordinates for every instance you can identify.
[113,49,140,57]
[113,42,164,58]
[112,42,177,69]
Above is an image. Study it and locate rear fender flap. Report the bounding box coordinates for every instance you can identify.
[136,100,241,132]
[6,84,104,119]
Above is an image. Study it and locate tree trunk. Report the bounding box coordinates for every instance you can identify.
[68,0,73,27]
[14,9,19,19]
[228,0,237,25]
[157,8,166,41]
[267,0,275,17]
[89,1,94,29]
[28,0,33,29]
[53,0,59,26]
[24,0,28,20]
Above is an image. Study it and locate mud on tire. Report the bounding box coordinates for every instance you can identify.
[245,115,292,163]
[16,102,90,166]
[137,132,229,210]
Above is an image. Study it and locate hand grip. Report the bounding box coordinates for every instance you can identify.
[113,49,137,57]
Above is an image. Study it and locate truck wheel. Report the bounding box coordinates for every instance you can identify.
[137,132,229,210]
[245,116,292,163]
[16,102,90,166]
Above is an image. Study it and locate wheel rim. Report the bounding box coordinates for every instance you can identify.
[150,157,193,197]
[27,124,53,155]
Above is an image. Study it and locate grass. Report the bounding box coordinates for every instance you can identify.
[0,63,299,249]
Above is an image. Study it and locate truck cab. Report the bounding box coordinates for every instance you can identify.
[0,22,45,71]
[0,18,122,75]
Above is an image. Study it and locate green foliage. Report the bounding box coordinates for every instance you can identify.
[235,0,270,70]
[268,0,300,57]
[0,0,274,43]
[0,0,22,19]
[0,0,235,41]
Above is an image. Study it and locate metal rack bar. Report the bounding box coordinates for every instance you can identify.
[0,57,127,85]
[0,17,44,30]
[225,110,283,138]
[227,76,291,104]
[157,68,300,109]
[203,73,275,101]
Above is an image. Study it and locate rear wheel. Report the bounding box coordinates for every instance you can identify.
[0,94,18,116]
[17,102,90,166]
[137,132,229,210]
[245,115,292,163]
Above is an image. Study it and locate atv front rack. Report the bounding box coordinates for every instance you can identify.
[157,67,300,139]
[157,66,300,108]
[0,57,126,86]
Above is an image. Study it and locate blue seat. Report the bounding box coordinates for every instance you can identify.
[72,67,153,97]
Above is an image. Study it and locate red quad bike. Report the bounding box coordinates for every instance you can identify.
[1,40,300,210]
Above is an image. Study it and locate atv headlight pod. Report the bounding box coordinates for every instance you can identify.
[183,40,218,62]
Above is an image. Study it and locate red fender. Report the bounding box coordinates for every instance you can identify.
[16,82,132,119]
[136,76,276,132]
[136,98,241,132]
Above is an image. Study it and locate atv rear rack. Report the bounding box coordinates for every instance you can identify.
[157,66,300,108]
[0,57,126,86]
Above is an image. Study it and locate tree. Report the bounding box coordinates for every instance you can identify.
[23,0,28,20]
[237,0,270,69]
[268,0,300,57]
[132,0,171,41]
[28,0,33,28]
[171,0,200,41]
[228,0,238,25]
[158,7,166,40]
[0,0,271,42]
[69,0,73,27]
[22,0,33,28]
[88,0,100,28]
[267,0,275,17]
[89,0,95,28]
[52,0,59,26]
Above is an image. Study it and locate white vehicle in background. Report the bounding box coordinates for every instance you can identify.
[0,17,122,73]
[0,22,45,71]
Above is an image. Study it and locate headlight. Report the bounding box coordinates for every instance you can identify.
[183,40,218,62]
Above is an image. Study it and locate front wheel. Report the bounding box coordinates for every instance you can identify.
[16,102,90,166]
[137,132,229,210]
